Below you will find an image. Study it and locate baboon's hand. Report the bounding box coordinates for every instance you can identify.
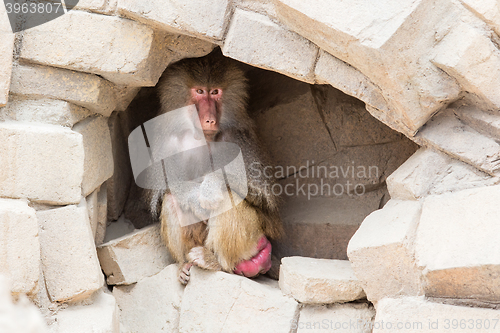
[187,246,208,268]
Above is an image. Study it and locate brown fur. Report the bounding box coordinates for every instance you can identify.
[155,49,283,282]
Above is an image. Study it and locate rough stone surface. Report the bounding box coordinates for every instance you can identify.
[236,0,278,20]
[164,34,216,62]
[316,83,405,147]
[107,112,132,221]
[256,84,416,193]
[74,0,110,13]
[375,297,500,333]
[73,116,114,197]
[0,97,91,127]
[279,257,365,304]
[95,183,108,246]
[315,51,390,114]
[287,136,418,195]
[52,290,119,333]
[33,272,58,327]
[223,9,318,83]
[296,303,375,333]
[179,267,299,333]
[117,0,231,41]
[274,0,461,134]
[113,264,184,333]
[387,148,499,200]
[20,11,172,87]
[416,109,500,177]
[415,185,500,302]
[86,184,108,246]
[0,4,14,107]
[37,205,104,303]
[461,0,500,36]
[255,91,335,172]
[10,64,117,116]
[103,215,136,244]
[0,199,39,297]
[274,192,383,261]
[432,21,500,109]
[347,200,423,303]
[114,86,140,112]
[97,223,174,285]
[0,122,84,205]
[455,106,500,141]
[0,275,48,333]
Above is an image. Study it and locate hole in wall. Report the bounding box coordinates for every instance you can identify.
[104,50,418,262]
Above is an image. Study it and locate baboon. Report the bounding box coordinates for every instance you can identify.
[152,49,283,284]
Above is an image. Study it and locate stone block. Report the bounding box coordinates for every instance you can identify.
[387,148,499,200]
[461,0,500,36]
[415,185,500,302]
[0,97,91,127]
[274,192,383,261]
[37,205,104,303]
[276,137,416,196]
[97,223,174,285]
[416,109,500,177]
[86,184,108,245]
[279,257,365,304]
[432,21,500,109]
[0,275,48,333]
[223,9,318,83]
[455,106,500,141]
[20,11,172,87]
[95,183,108,246]
[10,64,117,116]
[164,34,215,62]
[347,200,423,303]
[274,0,461,134]
[0,6,14,106]
[236,0,278,20]
[114,86,140,112]
[375,297,500,333]
[73,116,114,197]
[107,112,132,221]
[103,215,135,244]
[295,303,374,333]
[0,199,39,297]
[113,264,184,333]
[179,267,299,333]
[33,272,57,327]
[74,0,116,14]
[53,291,119,333]
[255,91,335,173]
[315,51,390,114]
[316,84,402,147]
[117,0,231,41]
[0,122,84,205]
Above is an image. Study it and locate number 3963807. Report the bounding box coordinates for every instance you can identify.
[5,2,64,14]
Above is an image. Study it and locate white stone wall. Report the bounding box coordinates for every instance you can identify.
[0,0,499,331]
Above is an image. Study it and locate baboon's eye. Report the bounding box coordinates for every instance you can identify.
[211,89,219,95]
[196,89,204,94]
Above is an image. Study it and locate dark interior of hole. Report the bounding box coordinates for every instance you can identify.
[107,55,418,262]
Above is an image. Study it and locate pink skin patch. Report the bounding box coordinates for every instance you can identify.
[233,236,272,277]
